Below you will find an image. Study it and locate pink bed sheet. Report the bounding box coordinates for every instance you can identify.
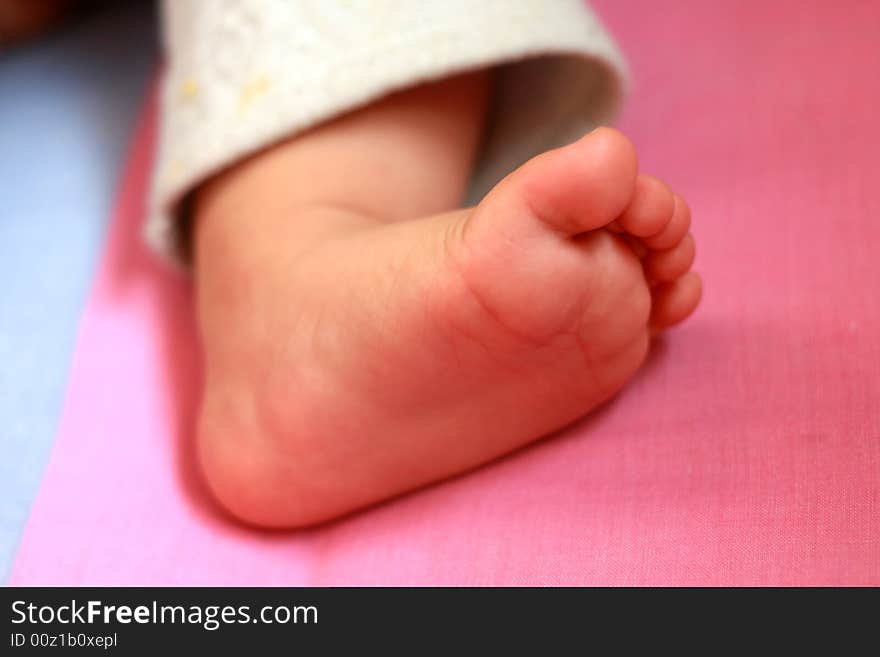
[10,0,879,585]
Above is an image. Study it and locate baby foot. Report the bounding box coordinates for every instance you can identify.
[196,128,700,527]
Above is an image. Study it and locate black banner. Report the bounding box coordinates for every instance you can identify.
[2,587,875,652]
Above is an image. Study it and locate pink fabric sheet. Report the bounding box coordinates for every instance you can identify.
[10,0,880,585]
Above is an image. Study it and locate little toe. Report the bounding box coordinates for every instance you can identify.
[644,233,696,283]
[642,193,691,250]
[650,271,702,331]
[616,175,676,237]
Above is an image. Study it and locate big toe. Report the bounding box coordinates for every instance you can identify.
[471,127,639,240]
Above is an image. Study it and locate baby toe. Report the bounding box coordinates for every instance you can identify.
[644,233,696,283]
[650,271,702,331]
[642,193,691,250]
[616,175,676,237]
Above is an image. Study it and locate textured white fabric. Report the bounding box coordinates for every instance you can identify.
[148,0,628,264]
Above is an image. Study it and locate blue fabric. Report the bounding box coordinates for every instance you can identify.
[0,1,156,582]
